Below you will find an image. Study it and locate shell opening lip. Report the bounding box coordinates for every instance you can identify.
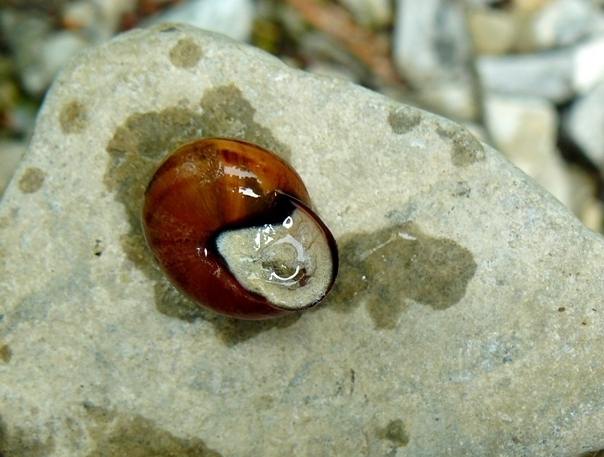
[213,192,339,311]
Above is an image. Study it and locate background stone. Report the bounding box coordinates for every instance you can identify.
[2,24,604,456]
[563,81,604,169]
[392,0,478,120]
[483,93,572,208]
[477,50,574,102]
[144,0,255,42]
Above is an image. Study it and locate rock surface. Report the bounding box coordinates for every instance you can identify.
[1,23,604,456]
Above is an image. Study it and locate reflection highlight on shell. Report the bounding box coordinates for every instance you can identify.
[142,138,339,319]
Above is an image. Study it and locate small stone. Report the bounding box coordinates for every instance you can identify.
[579,197,604,232]
[532,0,601,49]
[414,82,479,121]
[15,26,90,96]
[338,0,392,27]
[510,0,551,13]
[566,164,602,230]
[4,102,37,138]
[477,50,574,102]
[62,0,99,31]
[467,7,520,55]
[572,35,604,94]
[298,32,368,82]
[563,81,604,168]
[26,31,90,95]
[145,0,255,42]
[0,10,50,95]
[393,0,478,120]
[94,0,137,41]
[483,93,572,208]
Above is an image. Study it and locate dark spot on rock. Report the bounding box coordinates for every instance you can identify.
[325,222,477,329]
[18,167,46,194]
[199,84,291,161]
[59,100,88,134]
[558,307,565,312]
[452,181,471,197]
[388,105,422,134]
[0,414,56,457]
[253,394,276,411]
[436,123,485,167]
[210,313,301,347]
[3,278,76,338]
[0,344,12,363]
[153,276,301,346]
[153,276,208,322]
[83,403,222,457]
[378,419,409,447]
[93,239,103,257]
[104,85,292,345]
[169,37,202,68]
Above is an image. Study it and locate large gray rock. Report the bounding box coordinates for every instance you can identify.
[1,23,603,456]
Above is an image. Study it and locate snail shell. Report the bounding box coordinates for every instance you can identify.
[142,138,338,319]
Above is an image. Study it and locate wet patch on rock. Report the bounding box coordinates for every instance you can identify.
[2,267,94,338]
[435,123,485,167]
[0,414,56,457]
[388,105,422,135]
[198,84,291,160]
[0,344,12,363]
[326,221,477,329]
[378,419,410,448]
[18,167,46,194]
[83,403,222,457]
[208,313,302,347]
[58,100,89,134]
[104,84,294,345]
[169,37,202,68]
[0,247,6,274]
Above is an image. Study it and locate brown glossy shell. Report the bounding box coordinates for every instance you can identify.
[142,138,328,319]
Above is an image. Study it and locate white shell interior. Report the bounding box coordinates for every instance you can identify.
[216,208,334,310]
